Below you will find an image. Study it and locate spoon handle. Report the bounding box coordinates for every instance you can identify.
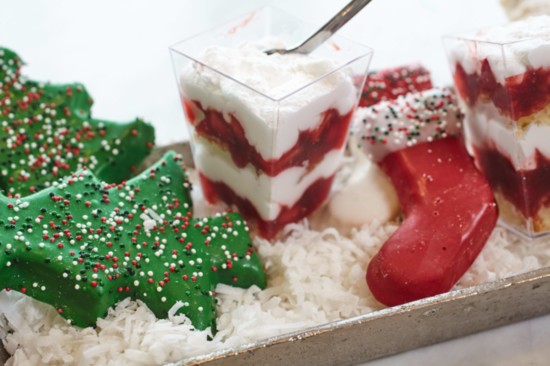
[291,0,373,54]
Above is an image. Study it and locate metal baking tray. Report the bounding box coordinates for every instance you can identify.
[2,142,550,366]
[180,267,550,366]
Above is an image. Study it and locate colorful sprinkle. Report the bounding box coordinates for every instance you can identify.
[353,88,464,162]
[0,47,155,196]
[0,151,266,330]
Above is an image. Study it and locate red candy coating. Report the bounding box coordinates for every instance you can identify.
[366,137,498,306]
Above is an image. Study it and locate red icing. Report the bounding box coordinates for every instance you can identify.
[453,60,550,120]
[367,137,497,306]
[359,65,433,107]
[199,172,334,239]
[183,98,353,176]
[474,147,550,219]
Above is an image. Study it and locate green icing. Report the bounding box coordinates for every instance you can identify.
[0,47,155,196]
[0,151,266,330]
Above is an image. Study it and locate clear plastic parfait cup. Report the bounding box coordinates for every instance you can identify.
[170,7,373,239]
[444,16,550,239]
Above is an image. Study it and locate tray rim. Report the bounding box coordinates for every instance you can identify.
[179,265,550,365]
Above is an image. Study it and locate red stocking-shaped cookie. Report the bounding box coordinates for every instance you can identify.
[353,88,498,306]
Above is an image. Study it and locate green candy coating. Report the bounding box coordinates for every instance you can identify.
[0,151,266,330]
[0,47,155,196]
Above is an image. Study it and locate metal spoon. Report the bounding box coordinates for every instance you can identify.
[265,0,373,55]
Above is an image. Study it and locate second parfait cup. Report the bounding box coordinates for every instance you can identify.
[170,7,372,239]
[444,16,550,239]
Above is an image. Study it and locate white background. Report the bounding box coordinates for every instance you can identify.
[2,0,550,365]
[0,0,508,145]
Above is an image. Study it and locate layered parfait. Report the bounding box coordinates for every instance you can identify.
[171,9,372,239]
[445,15,550,238]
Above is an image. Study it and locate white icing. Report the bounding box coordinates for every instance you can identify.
[462,101,550,170]
[353,88,463,162]
[180,41,357,160]
[193,136,342,221]
[528,42,550,68]
[328,159,399,227]
[447,15,550,83]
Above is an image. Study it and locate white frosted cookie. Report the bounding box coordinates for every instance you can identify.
[501,0,550,20]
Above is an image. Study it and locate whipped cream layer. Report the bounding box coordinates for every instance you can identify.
[193,136,342,221]
[353,88,463,162]
[448,15,550,83]
[180,41,356,160]
[463,101,550,170]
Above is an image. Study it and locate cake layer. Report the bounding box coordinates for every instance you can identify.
[493,190,550,234]
[193,136,342,221]
[463,101,550,170]
[184,99,353,176]
[180,42,356,161]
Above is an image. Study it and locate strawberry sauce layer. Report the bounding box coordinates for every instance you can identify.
[183,98,352,176]
[453,60,550,120]
[199,172,334,239]
[474,147,550,219]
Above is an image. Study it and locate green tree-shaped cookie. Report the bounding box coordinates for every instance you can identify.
[0,151,266,330]
[0,47,155,196]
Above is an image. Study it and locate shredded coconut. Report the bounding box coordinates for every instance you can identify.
[1,159,549,365]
